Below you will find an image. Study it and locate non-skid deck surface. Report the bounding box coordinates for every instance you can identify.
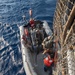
[29,50,49,75]
[33,53,49,75]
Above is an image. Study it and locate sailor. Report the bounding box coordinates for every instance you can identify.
[42,36,58,74]
[22,28,33,52]
[43,49,55,60]
[24,28,31,44]
[24,28,29,37]
[29,18,35,28]
[38,24,44,40]
[43,54,54,75]
[29,8,33,18]
[42,34,58,60]
[36,29,43,45]
[30,28,36,46]
[30,27,40,66]
[22,34,27,45]
[22,28,29,45]
[29,8,35,28]
[42,35,54,50]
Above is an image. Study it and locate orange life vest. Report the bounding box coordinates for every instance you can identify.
[44,56,54,67]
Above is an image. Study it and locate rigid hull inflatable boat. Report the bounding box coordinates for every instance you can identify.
[19,20,52,75]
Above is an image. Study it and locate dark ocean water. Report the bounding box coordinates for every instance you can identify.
[0,0,56,75]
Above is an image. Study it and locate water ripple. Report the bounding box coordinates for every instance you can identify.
[0,0,56,75]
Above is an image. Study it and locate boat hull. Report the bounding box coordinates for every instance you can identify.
[19,21,52,75]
